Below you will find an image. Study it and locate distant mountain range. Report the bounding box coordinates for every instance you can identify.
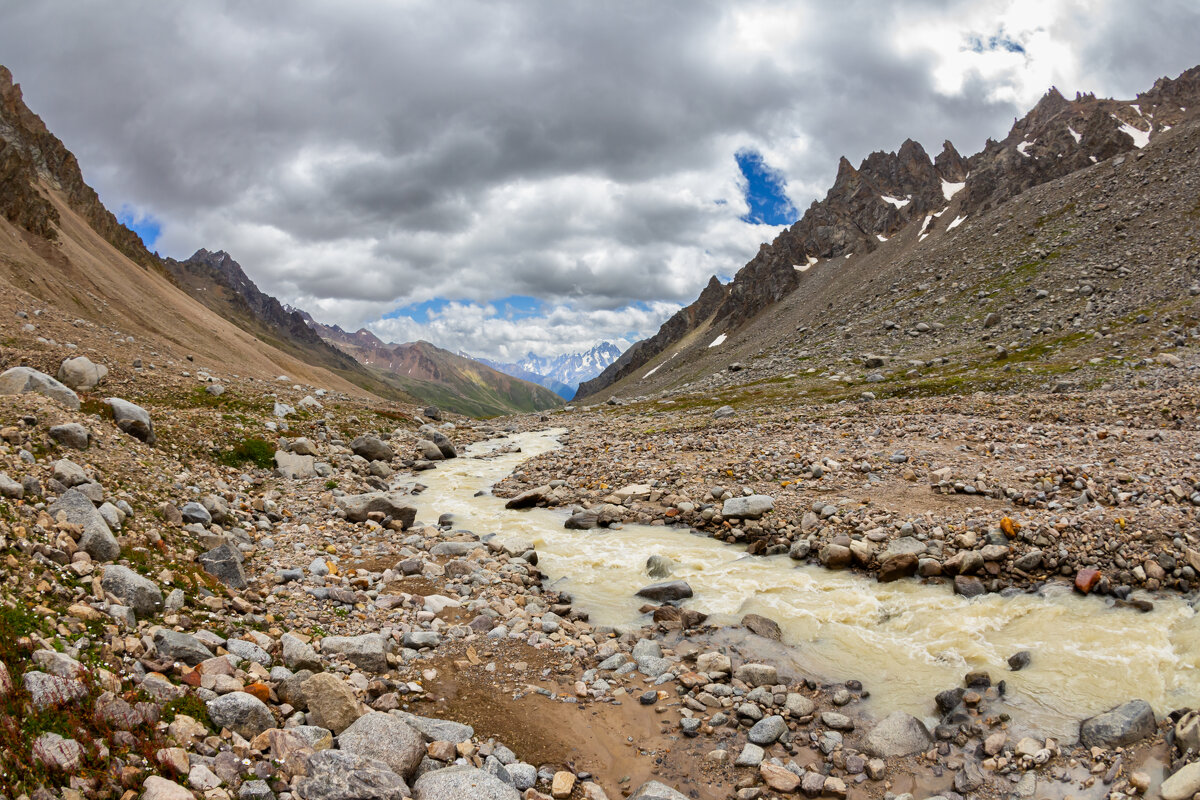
[296,313,563,417]
[470,342,623,400]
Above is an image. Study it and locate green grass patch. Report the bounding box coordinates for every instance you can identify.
[216,437,275,469]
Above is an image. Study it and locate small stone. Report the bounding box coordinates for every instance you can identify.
[551,771,576,798]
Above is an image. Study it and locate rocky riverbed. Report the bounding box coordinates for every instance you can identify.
[1,298,1199,800]
[494,385,1200,601]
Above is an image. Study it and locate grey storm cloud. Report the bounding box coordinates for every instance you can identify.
[0,0,1197,358]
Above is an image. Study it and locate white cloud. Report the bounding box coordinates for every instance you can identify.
[0,0,1195,360]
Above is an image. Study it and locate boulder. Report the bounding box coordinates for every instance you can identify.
[1079,700,1156,748]
[877,553,919,582]
[564,510,600,530]
[48,423,90,450]
[103,397,156,444]
[153,629,214,666]
[741,613,782,640]
[734,663,778,687]
[635,581,693,602]
[0,367,80,409]
[207,692,276,739]
[1161,761,1200,800]
[198,543,248,589]
[301,672,361,734]
[297,750,410,800]
[646,554,674,579]
[337,712,425,778]
[863,711,932,757]
[181,502,212,525]
[142,776,196,800]
[351,436,395,462]
[275,450,317,479]
[100,565,163,618]
[721,495,774,519]
[320,633,389,673]
[289,437,320,456]
[415,439,445,461]
[49,489,120,562]
[57,356,107,390]
[629,781,689,800]
[281,633,322,671]
[504,486,549,509]
[32,732,84,771]
[426,430,456,459]
[819,543,853,569]
[52,458,90,486]
[337,491,417,526]
[412,766,519,800]
[748,715,787,745]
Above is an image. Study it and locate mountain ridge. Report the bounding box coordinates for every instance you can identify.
[299,312,563,417]
[578,65,1200,399]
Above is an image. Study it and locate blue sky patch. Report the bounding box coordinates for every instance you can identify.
[735,149,797,226]
[117,206,162,250]
[967,32,1026,54]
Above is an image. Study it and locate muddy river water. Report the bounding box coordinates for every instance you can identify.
[408,429,1200,741]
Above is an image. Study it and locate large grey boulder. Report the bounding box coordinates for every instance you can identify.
[629,781,690,800]
[0,367,80,409]
[862,711,932,757]
[281,633,322,671]
[412,766,518,800]
[225,638,272,666]
[49,488,120,562]
[1079,700,1156,748]
[23,671,87,709]
[391,712,473,744]
[198,543,248,589]
[337,712,425,778]
[275,450,316,479]
[49,423,90,450]
[100,565,162,618]
[635,580,693,602]
[721,495,775,519]
[748,715,787,745]
[320,633,389,673]
[103,397,155,444]
[207,691,275,739]
[336,491,417,526]
[426,431,456,459]
[153,629,214,666]
[351,436,395,462]
[52,458,90,487]
[181,502,212,525]
[57,356,108,391]
[297,751,409,800]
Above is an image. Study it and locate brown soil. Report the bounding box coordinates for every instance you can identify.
[411,640,733,799]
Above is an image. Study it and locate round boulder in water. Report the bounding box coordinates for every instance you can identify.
[635,580,692,603]
[646,555,674,579]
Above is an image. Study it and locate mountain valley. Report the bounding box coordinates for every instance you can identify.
[2,53,1200,800]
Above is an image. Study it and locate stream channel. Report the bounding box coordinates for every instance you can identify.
[406,429,1200,742]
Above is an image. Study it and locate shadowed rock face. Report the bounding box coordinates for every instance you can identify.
[0,66,163,271]
[578,66,1200,399]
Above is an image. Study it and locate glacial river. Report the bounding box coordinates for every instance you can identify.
[406,429,1200,741]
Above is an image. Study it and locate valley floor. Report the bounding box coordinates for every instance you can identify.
[0,291,1197,800]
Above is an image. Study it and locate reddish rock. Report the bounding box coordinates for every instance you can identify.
[244,682,271,702]
[878,553,918,582]
[1075,569,1101,594]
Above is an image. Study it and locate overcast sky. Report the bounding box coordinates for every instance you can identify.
[2,1,1197,360]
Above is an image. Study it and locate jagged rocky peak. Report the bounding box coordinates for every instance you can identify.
[578,65,1200,400]
[935,141,967,181]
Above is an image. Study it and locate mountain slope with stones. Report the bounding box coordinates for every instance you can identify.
[579,65,1200,400]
